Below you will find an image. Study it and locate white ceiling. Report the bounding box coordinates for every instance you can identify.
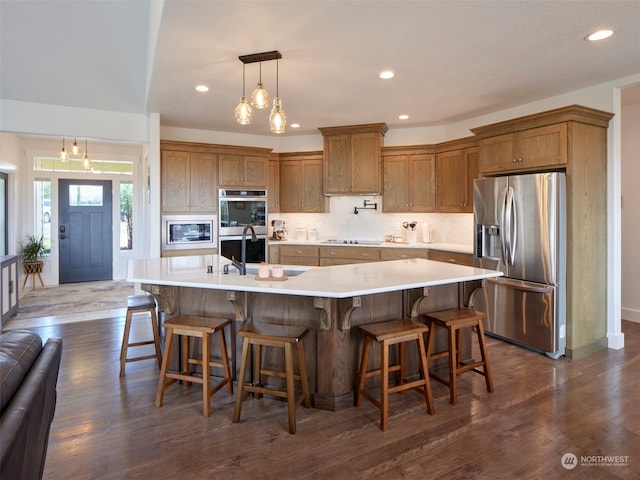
[1,0,639,137]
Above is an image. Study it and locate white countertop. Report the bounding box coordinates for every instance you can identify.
[127,254,500,299]
[269,239,473,254]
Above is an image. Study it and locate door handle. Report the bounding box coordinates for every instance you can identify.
[59,233,66,240]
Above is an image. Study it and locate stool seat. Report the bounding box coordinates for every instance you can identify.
[233,322,311,434]
[155,315,233,417]
[119,294,162,377]
[356,319,434,431]
[425,308,494,405]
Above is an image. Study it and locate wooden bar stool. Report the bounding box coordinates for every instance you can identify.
[155,315,233,417]
[233,322,311,434]
[119,294,162,377]
[424,308,494,405]
[356,318,434,431]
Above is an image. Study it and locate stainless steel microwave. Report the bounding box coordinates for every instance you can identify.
[162,214,217,250]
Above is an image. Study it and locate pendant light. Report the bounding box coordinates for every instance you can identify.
[71,138,80,156]
[234,63,254,125]
[269,59,286,134]
[60,137,69,162]
[81,138,91,171]
[250,62,270,109]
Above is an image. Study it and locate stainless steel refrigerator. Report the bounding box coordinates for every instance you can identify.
[472,172,566,359]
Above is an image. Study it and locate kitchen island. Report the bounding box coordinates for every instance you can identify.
[127,255,501,410]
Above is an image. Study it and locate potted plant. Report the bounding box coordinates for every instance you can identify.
[18,233,47,277]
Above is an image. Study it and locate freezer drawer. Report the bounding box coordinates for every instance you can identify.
[473,277,563,356]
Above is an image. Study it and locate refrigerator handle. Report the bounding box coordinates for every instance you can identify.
[507,186,517,264]
[503,186,514,265]
[500,188,509,265]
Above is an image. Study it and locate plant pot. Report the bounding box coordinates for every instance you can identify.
[23,261,44,275]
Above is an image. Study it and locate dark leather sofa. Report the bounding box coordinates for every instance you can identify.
[0,330,63,480]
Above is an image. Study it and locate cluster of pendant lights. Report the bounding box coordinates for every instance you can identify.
[234,50,286,134]
[60,137,91,170]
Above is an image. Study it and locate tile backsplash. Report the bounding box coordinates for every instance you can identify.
[271,196,473,245]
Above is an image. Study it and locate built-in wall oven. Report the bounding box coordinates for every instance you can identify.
[218,189,267,263]
[162,214,217,251]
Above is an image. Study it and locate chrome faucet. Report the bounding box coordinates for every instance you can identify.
[231,225,257,275]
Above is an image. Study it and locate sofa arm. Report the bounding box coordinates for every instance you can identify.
[0,337,63,480]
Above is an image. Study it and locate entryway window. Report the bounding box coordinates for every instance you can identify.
[34,179,52,255]
[120,181,133,250]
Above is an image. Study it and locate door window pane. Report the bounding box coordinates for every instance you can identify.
[34,179,52,254]
[69,185,103,206]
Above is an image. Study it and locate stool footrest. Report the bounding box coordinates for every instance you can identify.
[125,353,160,363]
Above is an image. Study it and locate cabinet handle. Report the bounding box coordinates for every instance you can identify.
[295,250,303,254]
[330,252,337,256]
[400,254,408,258]
[361,253,369,257]
[448,258,456,263]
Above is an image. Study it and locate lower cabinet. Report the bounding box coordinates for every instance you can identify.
[1,255,19,327]
[279,245,320,266]
[380,248,428,261]
[319,246,381,266]
[428,249,473,266]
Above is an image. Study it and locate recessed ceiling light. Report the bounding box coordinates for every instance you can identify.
[398,114,409,120]
[195,85,209,92]
[379,70,394,80]
[585,29,614,41]
[290,123,300,129]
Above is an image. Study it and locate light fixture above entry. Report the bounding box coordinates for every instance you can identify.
[585,29,614,41]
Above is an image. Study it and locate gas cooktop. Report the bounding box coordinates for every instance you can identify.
[321,239,383,245]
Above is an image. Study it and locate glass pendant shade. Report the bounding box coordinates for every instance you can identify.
[71,138,80,156]
[60,138,68,161]
[269,97,286,134]
[251,82,270,109]
[82,139,91,170]
[235,95,254,125]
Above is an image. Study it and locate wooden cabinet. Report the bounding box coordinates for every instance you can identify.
[472,105,614,359]
[268,244,280,263]
[382,146,436,212]
[319,246,381,266]
[476,123,567,174]
[0,255,18,327]
[428,249,473,267]
[268,156,280,213]
[279,152,328,213]
[380,248,428,261]
[161,148,217,213]
[218,154,268,188]
[436,139,479,213]
[280,245,319,266]
[319,123,388,195]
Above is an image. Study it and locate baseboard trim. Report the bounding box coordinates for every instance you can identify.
[565,338,608,360]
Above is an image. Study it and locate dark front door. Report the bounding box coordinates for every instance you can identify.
[58,179,113,283]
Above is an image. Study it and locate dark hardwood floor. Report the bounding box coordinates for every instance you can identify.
[25,317,639,479]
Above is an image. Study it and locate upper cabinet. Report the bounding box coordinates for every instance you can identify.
[279,151,328,213]
[161,142,218,213]
[436,138,479,213]
[160,141,272,215]
[219,153,268,188]
[382,146,436,212]
[319,123,388,195]
[267,154,280,213]
[474,122,567,174]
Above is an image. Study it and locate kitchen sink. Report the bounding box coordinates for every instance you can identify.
[244,266,306,277]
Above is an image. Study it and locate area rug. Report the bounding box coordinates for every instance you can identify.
[13,280,134,320]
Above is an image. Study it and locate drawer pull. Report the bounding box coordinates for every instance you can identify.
[448,259,456,263]
[400,254,408,258]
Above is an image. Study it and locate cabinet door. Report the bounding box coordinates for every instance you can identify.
[218,154,244,187]
[243,156,268,187]
[300,160,326,212]
[324,134,351,194]
[383,155,409,212]
[268,160,280,212]
[280,161,302,212]
[410,154,436,212]
[189,153,217,212]
[519,123,567,169]
[351,132,381,194]
[478,133,517,174]
[437,149,465,212]
[161,150,190,213]
[465,147,479,214]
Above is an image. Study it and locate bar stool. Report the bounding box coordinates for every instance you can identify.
[155,315,233,417]
[119,294,162,377]
[233,322,311,434]
[424,308,494,405]
[356,318,434,431]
